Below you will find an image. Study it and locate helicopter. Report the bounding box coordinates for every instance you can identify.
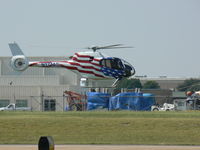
[9,43,135,86]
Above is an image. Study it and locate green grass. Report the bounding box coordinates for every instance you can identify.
[0,111,200,145]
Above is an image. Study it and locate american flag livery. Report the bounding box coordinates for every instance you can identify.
[101,67,126,79]
[29,51,114,79]
[9,43,135,81]
[67,52,106,79]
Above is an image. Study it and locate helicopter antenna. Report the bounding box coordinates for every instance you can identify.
[86,44,133,52]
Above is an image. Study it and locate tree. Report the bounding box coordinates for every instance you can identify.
[177,78,200,91]
[143,80,160,89]
[114,78,142,94]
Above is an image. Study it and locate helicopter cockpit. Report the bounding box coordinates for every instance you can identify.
[100,57,123,70]
[100,57,135,77]
[121,58,136,77]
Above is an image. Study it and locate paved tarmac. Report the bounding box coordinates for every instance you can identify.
[0,145,200,150]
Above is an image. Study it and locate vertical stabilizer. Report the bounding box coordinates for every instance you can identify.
[9,42,24,56]
[9,42,29,71]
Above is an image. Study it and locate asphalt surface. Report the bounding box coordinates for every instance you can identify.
[1,145,200,150]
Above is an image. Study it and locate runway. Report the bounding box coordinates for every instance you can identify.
[0,145,200,150]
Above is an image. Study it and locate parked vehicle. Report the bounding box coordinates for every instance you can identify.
[0,103,31,111]
[174,91,200,111]
[151,103,174,111]
[174,99,200,111]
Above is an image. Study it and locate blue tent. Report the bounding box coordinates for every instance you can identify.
[109,92,155,111]
[87,92,111,110]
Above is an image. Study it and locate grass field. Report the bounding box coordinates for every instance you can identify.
[0,111,200,145]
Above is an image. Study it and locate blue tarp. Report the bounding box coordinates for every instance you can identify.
[87,92,155,111]
[142,93,156,111]
[109,92,155,111]
[87,92,111,110]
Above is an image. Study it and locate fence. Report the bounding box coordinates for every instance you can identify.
[0,93,185,111]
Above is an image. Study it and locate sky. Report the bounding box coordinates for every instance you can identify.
[0,0,200,78]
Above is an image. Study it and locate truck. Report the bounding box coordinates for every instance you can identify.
[0,103,31,111]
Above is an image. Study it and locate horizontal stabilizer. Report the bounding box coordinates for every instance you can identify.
[9,43,24,56]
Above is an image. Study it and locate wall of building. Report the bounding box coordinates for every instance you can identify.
[0,85,82,111]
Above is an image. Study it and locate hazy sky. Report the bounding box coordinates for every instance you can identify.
[0,0,200,78]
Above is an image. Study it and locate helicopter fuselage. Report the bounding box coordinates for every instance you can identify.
[28,51,135,80]
[9,43,135,81]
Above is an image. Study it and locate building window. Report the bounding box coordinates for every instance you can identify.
[0,100,10,107]
[16,100,28,107]
[44,99,56,111]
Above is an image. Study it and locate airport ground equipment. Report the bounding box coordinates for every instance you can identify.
[64,91,87,111]
[151,103,174,111]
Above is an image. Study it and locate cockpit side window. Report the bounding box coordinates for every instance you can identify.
[100,59,106,67]
[105,60,112,68]
[100,59,112,68]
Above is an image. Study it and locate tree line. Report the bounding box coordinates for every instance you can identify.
[115,78,200,92]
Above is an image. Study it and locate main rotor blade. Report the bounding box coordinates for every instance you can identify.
[102,46,134,49]
[85,44,133,51]
[98,44,123,49]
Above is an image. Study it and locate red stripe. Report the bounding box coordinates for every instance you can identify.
[93,58,101,62]
[60,65,105,78]
[29,62,39,66]
[75,53,91,58]
[72,57,102,67]
[74,53,101,61]
[68,62,101,71]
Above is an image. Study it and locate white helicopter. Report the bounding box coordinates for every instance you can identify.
[9,43,135,86]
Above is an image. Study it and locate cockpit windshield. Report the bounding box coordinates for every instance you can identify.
[100,58,124,70]
[121,59,133,70]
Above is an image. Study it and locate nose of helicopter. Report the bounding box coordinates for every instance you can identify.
[124,64,135,77]
[130,66,136,76]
